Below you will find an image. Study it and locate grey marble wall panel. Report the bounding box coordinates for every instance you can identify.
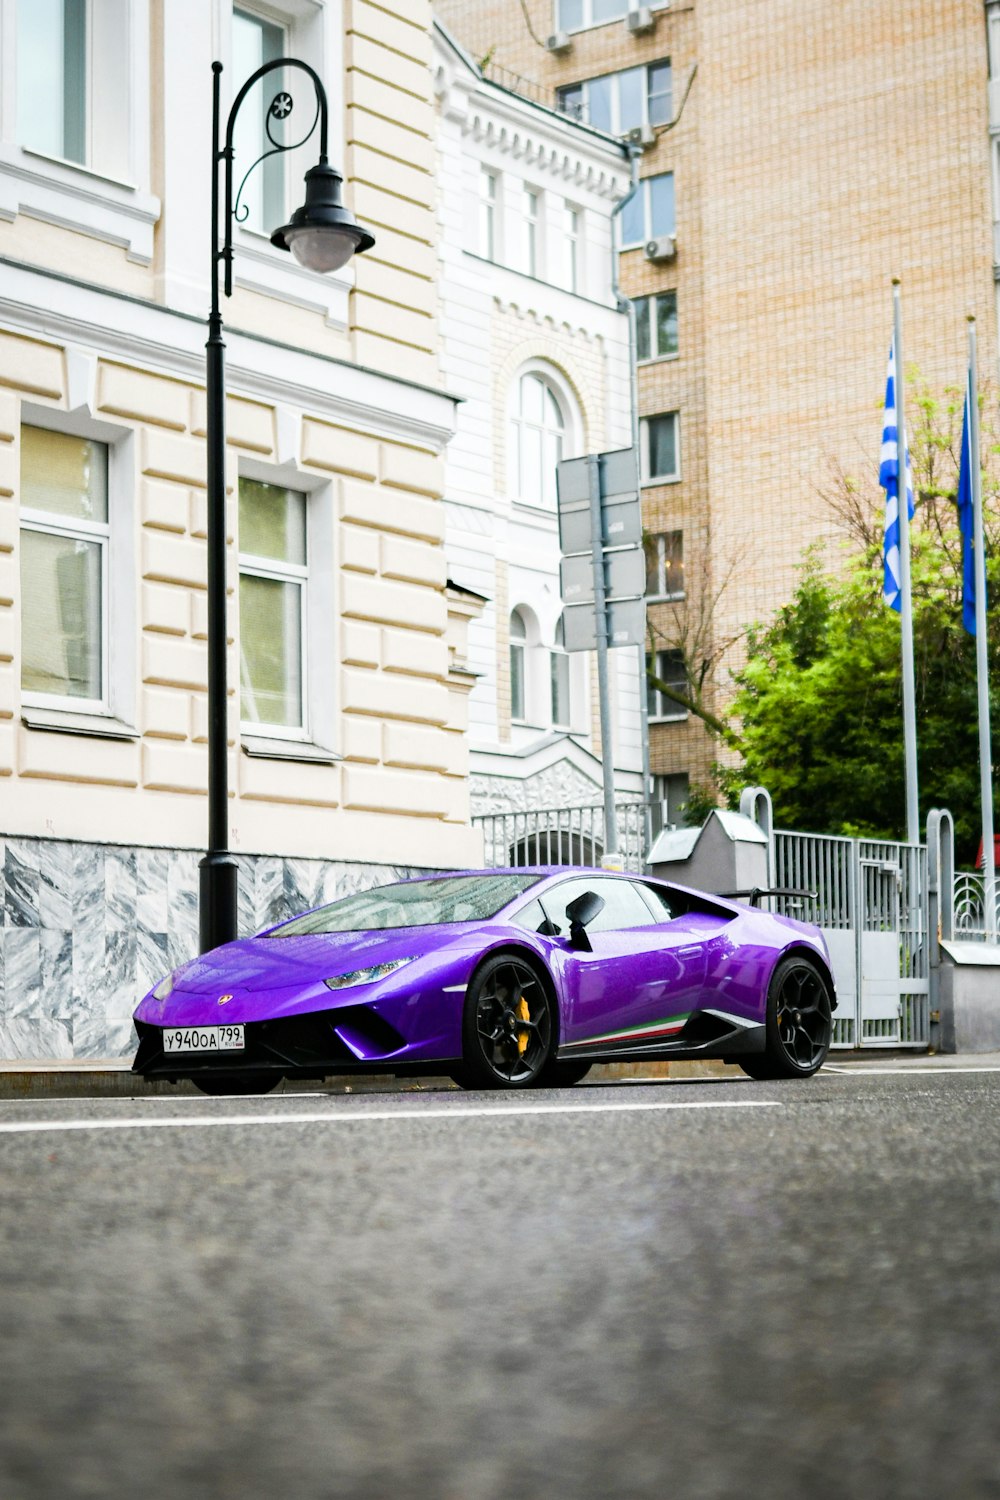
[0,837,428,1059]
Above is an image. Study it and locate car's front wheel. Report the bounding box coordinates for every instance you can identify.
[191,1073,281,1096]
[457,953,555,1090]
[738,956,833,1080]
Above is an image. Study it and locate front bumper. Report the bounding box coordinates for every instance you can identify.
[132,1008,459,1082]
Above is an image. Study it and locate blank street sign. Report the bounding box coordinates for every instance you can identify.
[560,548,646,606]
[557,450,641,557]
[562,596,646,653]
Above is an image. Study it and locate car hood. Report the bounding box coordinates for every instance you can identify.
[169,926,466,994]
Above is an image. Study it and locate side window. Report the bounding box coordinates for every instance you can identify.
[542,877,657,934]
[637,883,676,922]
[512,898,550,934]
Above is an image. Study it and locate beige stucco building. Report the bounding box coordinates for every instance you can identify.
[0,0,479,1057]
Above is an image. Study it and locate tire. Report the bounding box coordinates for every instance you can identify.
[457,953,556,1090]
[737,956,833,1081]
[192,1073,281,1096]
[530,1058,592,1089]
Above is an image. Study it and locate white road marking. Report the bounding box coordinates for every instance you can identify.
[0,1097,780,1136]
[822,1064,1000,1075]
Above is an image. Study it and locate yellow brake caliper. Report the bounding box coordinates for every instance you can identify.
[516,997,531,1055]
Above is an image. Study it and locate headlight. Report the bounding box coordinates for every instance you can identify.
[323,958,416,990]
[152,972,175,1000]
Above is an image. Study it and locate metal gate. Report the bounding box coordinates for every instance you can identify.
[771,829,929,1049]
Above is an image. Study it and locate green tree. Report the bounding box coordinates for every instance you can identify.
[720,378,1000,863]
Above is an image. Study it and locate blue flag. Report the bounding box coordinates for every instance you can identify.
[879,340,915,612]
[956,388,979,636]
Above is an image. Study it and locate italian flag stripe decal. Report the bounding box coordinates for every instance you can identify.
[564,1013,692,1049]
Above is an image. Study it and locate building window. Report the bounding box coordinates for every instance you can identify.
[563,204,580,293]
[239,478,308,734]
[551,616,571,728]
[510,609,527,722]
[620,172,675,249]
[16,0,132,180]
[556,0,671,33]
[557,61,672,135]
[640,413,680,483]
[232,6,287,236]
[652,771,689,829]
[644,531,684,600]
[635,291,678,361]
[524,187,540,277]
[480,169,498,260]
[20,426,109,707]
[646,648,687,722]
[509,373,565,508]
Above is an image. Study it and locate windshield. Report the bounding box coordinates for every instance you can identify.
[268,873,541,935]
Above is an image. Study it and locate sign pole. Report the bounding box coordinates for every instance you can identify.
[892,281,920,845]
[587,454,619,863]
[967,316,996,941]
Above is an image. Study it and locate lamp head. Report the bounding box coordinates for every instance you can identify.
[271,158,375,273]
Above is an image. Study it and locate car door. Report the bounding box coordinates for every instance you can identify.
[540,876,710,1051]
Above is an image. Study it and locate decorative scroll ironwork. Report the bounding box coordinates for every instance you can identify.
[232,86,320,227]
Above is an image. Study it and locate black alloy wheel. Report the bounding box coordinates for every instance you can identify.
[191,1073,281,1096]
[738,957,833,1080]
[458,954,555,1090]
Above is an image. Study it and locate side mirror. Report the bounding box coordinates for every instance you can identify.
[565,890,605,950]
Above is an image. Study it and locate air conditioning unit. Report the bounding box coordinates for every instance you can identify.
[546,31,572,53]
[627,6,656,33]
[644,234,676,262]
[625,122,658,149]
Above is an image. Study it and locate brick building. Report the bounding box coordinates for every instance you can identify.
[433,0,1000,812]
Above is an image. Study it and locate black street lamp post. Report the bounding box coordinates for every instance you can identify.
[200,58,374,954]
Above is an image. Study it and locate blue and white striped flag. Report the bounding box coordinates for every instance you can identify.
[879,339,915,612]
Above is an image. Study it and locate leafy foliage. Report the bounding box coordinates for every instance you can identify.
[718,377,1000,862]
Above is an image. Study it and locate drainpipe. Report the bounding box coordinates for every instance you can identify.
[610,141,653,867]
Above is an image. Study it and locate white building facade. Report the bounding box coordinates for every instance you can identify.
[434,24,644,854]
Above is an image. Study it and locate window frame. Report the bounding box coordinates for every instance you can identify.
[556,59,672,136]
[644,530,684,601]
[18,408,136,730]
[238,483,310,742]
[549,616,571,729]
[618,172,675,250]
[480,167,498,261]
[640,411,680,484]
[523,185,540,278]
[231,3,289,239]
[555,0,672,37]
[635,290,678,363]
[646,647,688,724]
[508,368,569,512]
[562,202,580,294]
[509,607,528,724]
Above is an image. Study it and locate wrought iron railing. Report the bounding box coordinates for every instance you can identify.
[473,802,648,873]
[953,871,1000,939]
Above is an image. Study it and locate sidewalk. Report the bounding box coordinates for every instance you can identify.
[2,1051,997,1100]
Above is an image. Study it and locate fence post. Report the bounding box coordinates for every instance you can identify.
[926,808,955,1049]
[739,785,776,887]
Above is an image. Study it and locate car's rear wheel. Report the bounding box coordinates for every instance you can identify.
[191,1073,281,1096]
[457,953,555,1090]
[738,956,833,1080]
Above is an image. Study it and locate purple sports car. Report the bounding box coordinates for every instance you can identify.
[132,868,836,1095]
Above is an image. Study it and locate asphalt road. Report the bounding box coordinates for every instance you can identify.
[1,1067,999,1500]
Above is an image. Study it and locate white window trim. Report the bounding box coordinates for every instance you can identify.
[0,0,158,263]
[559,60,671,136]
[640,412,680,485]
[619,173,675,250]
[480,168,499,261]
[523,186,540,278]
[19,403,137,734]
[225,0,354,328]
[556,0,672,36]
[645,530,684,602]
[635,291,679,365]
[507,361,581,516]
[237,457,339,760]
[647,649,687,724]
[563,201,580,294]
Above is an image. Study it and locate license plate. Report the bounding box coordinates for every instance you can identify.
[163,1025,245,1054]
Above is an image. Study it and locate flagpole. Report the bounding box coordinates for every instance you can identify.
[893,280,920,844]
[967,316,996,941]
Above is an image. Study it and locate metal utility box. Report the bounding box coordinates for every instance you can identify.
[647,809,769,893]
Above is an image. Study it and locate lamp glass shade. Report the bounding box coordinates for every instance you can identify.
[283,223,359,273]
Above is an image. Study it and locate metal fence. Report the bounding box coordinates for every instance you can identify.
[474,802,647,873]
[953,871,1000,938]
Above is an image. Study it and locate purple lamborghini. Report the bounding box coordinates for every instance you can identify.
[132,868,836,1095]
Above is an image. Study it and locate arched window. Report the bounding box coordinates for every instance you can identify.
[510,608,527,721]
[550,615,571,728]
[509,372,565,508]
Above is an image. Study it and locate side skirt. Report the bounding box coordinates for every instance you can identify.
[556,1021,767,1065]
